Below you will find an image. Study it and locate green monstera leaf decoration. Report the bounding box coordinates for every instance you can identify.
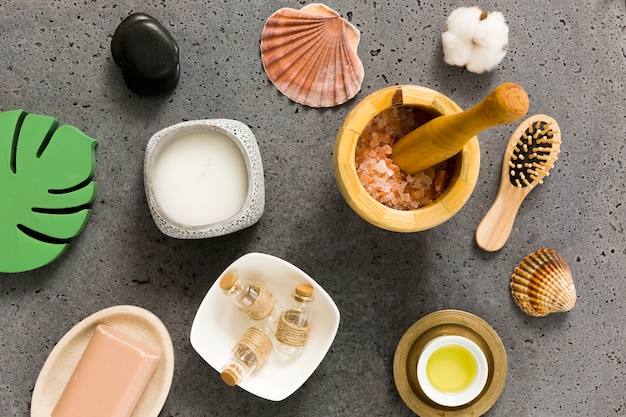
[0,110,97,273]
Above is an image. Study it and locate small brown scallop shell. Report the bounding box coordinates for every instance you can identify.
[260,4,364,108]
[510,248,576,317]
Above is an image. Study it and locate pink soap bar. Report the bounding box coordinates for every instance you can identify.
[52,324,161,417]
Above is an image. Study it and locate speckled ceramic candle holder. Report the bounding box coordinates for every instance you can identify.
[333,85,480,232]
[144,119,265,239]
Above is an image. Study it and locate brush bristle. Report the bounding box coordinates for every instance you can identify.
[508,119,561,188]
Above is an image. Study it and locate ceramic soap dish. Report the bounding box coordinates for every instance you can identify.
[144,119,265,239]
[31,305,174,417]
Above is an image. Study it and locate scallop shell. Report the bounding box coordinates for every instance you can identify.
[260,4,364,108]
[510,248,576,317]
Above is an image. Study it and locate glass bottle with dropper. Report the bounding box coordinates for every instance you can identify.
[219,272,281,331]
[276,283,315,355]
[220,326,274,386]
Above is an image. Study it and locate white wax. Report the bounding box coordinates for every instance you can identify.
[152,130,248,226]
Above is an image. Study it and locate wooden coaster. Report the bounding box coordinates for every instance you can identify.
[393,310,507,416]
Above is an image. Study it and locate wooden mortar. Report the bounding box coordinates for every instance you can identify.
[333,85,480,232]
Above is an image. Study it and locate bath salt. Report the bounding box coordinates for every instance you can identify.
[375,159,388,174]
[355,107,455,210]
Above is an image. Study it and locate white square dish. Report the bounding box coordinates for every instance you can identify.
[190,252,340,401]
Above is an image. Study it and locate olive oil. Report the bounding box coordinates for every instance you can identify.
[425,344,478,393]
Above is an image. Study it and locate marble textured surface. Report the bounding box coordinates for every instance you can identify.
[0,1,624,416]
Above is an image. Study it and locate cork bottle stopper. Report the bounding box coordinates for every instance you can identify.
[219,272,238,291]
[295,284,314,298]
[220,369,239,386]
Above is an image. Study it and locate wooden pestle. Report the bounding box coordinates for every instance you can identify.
[392,82,529,175]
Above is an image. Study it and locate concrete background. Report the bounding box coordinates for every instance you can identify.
[1,0,624,416]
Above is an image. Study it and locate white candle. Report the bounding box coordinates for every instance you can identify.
[152,129,248,226]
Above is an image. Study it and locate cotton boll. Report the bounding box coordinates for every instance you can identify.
[445,6,483,39]
[474,12,509,49]
[441,7,509,73]
[478,11,507,32]
[466,45,507,73]
[442,31,473,66]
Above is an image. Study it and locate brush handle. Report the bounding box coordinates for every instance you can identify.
[392,82,529,175]
[475,185,528,252]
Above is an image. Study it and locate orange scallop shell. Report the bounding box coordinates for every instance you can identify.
[510,248,576,317]
[260,4,364,108]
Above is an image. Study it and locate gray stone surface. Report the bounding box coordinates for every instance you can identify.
[0,1,624,416]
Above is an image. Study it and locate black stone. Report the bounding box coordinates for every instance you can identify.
[111,13,180,95]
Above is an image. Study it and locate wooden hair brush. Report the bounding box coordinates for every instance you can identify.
[475,115,561,252]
